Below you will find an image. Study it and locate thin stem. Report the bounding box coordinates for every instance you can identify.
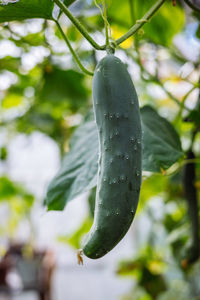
[129,0,135,25]
[128,0,136,49]
[156,80,191,111]
[163,157,200,176]
[140,65,189,111]
[177,86,197,119]
[126,48,191,111]
[116,0,166,45]
[184,0,200,12]
[102,0,109,46]
[183,151,200,263]
[55,21,94,76]
[53,0,105,50]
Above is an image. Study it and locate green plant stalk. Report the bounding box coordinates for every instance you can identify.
[55,21,94,76]
[177,86,197,119]
[184,0,200,12]
[183,151,200,263]
[116,0,166,45]
[129,0,135,24]
[128,0,136,49]
[53,0,105,50]
[102,0,109,46]
[155,80,191,111]
[54,0,167,51]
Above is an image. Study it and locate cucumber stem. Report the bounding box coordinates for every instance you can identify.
[102,0,109,47]
[53,0,106,50]
[115,0,166,46]
[55,20,94,76]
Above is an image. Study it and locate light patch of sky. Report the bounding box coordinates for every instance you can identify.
[0,70,18,90]
[9,22,27,36]
[173,22,200,62]
[157,48,171,60]
[24,86,35,98]
[9,19,44,36]
[35,194,89,247]
[26,19,44,34]
[52,54,73,70]
[185,88,199,110]
[21,46,50,71]
[0,39,21,58]
[0,99,30,122]
[178,61,194,78]
[146,83,166,99]
[164,80,194,99]
[0,0,19,5]
[127,56,141,82]
[64,113,83,127]
[7,132,60,198]
[45,24,68,53]
[53,265,133,300]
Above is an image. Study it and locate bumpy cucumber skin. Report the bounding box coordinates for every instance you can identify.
[83,54,142,259]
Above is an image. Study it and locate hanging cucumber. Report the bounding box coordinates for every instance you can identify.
[82,54,142,259]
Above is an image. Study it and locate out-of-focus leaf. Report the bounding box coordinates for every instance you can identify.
[185,109,200,126]
[45,105,183,211]
[0,176,34,238]
[141,106,183,172]
[139,174,168,209]
[0,176,17,199]
[107,0,185,46]
[117,246,167,295]
[12,32,46,47]
[2,93,23,108]
[0,176,34,207]
[167,225,189,245]
[139,1,185,46]
[0,146,8,161]
[58,217,93,249]
[0,0,54,22]
[7,65,90,146]
[39,66,89,113]
[0,56,21,74]
[157,281,194,300]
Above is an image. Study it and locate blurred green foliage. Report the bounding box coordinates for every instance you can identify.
[0,0,199,299]
[58,217,93,249]
[0,176,34,238]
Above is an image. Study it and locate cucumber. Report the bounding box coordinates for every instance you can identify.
[82,54,142,259]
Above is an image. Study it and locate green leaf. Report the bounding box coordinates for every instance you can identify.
[108,0,185,46]
[142,1,185,46]
[0,0,54,22]
[45,105,183,211]
[141,106,183,172]
[45,119,99,210]
[139,174,168,209]
[39,66,89,112]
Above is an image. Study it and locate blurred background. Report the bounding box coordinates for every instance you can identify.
[0,0,200,299]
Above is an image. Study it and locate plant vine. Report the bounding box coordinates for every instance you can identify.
[55,20,94,76]
[53,0,167,51]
